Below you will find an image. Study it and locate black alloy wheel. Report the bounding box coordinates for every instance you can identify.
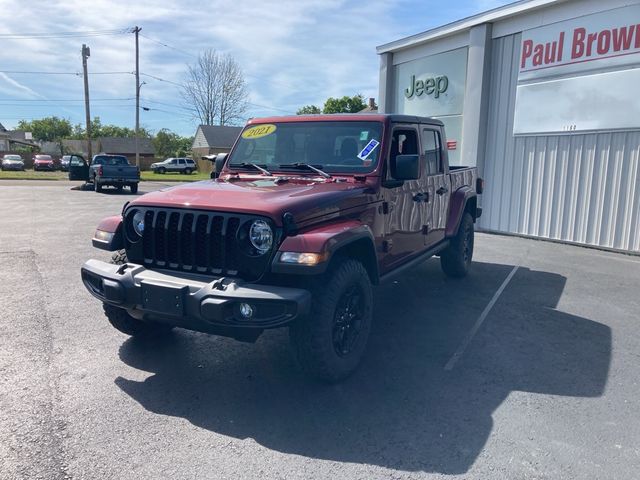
[332,285,365,357]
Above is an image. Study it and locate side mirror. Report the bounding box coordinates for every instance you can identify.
[212,153,228,179]
[391,154,420,181]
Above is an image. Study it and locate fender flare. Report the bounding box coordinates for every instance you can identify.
[272,220,379,283]
[446,187,478,238]
[92,215,124,251]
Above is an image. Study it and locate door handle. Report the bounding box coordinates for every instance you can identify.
[436,186,449,195]
[413,192,429,202]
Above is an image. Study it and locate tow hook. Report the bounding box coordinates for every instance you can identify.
[211,278,229,291]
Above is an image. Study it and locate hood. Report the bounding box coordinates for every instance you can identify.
[129,175,378,226]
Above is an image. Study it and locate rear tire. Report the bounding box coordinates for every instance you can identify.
[94,180,102,192]
[440,212,474,278]
[289,259,373,383]
[103,250,173,337]
[130,183,138,194]
[184,168,192,175]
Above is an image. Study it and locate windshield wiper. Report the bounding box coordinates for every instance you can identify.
[230,162,272,176]
[277,162,331,179]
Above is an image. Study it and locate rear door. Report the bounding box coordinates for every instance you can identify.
[68,155,89,181]
[421,126,450,245]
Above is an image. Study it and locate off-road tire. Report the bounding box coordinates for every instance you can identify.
[289,259,373,383]
[103,250,173,337]
[440,212,474,278]
[130,183,138,194]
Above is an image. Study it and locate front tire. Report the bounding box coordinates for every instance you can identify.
[440,212,474,278]
[290,259,373,383]
[103,250,173,337]
[158,167,166,174]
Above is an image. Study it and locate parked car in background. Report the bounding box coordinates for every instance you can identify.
[33,154,55,171]
[150,157,196,174]
[1,154,25,171]
[60,155,72,171]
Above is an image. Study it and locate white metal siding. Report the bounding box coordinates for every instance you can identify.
[480,34,640,252]
[192,128,208,149]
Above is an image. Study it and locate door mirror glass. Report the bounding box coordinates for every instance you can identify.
[391,154,420,181]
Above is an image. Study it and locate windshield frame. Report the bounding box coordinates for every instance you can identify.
[227,120,385,175]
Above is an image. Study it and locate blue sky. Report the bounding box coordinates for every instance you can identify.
[0,0,511,137]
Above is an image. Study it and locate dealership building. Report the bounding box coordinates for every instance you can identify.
[377,0,640,253]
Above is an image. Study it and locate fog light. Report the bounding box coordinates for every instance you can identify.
[239,303,254,319]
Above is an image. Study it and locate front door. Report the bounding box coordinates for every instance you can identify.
[68,155,89,181]
[381,126,426,271]
[421,127,450,246]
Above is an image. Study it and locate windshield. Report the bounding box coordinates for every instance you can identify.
[36,155,52,160]
[228,121,383,174]
[4,155,21,161]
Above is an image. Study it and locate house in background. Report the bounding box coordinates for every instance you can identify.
[192,125,242,172]
[97,137,155,168]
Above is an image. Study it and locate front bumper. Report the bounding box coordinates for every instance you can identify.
[2,164,24,171]
[81,259,311,333]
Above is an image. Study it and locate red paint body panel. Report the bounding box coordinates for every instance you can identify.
[446,187,476,237]
[278,219,372,254]
[96,215,123,233]
[129,177,378,227]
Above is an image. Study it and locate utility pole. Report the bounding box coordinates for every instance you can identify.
[82,44,92,161]
[134,26,141,168]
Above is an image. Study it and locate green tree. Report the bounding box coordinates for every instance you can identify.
[322,94,367,114]
[296,105,321,115]
[153,128,194,158]
[17,117,72,142]
[71,117,151,139]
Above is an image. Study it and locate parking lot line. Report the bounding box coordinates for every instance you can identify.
[444,265,519,371]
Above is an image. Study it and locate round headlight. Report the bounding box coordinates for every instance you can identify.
[132,210,145,237]
[249,220,273,254]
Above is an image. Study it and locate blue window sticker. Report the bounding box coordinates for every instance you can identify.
[357,139,380,160]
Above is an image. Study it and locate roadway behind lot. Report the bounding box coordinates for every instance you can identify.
[0,182,638,479]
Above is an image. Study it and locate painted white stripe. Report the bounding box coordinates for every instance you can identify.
[444,265,519,371]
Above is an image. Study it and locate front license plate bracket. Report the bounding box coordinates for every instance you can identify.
[140,280,188,316]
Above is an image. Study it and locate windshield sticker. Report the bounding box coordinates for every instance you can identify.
[357,139,380,160]
[359,131,369,141]
[242,124,277,140]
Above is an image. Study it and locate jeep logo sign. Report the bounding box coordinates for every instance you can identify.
[404,74,449,99]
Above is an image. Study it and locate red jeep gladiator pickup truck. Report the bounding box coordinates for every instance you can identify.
[81,114,483,382]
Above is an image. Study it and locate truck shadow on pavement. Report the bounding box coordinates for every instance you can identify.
[114,260,611,474]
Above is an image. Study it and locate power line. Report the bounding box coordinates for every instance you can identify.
[140,74,294,114]
[0,98,135,102]
[0,28,131,39]
[139,33,198,58]
[0,70,133,76]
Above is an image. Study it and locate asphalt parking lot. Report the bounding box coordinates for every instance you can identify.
[1,181,639,480]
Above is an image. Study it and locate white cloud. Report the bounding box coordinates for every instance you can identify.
[0,0,511,134]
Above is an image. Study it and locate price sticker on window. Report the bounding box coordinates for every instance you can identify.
[241,124,277,139]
